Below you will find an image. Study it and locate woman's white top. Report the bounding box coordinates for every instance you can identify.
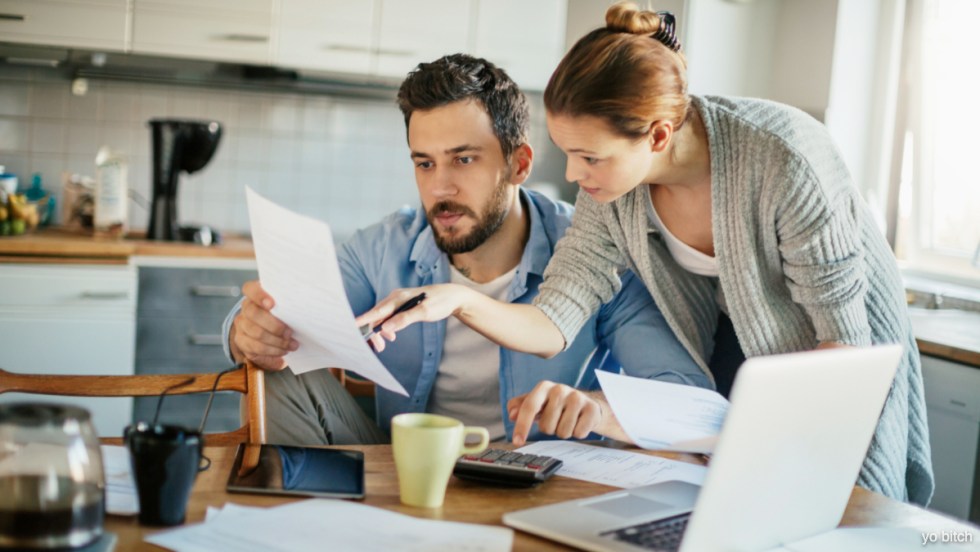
[646,197,728,314]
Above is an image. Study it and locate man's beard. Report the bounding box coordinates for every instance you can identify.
[426,179,510,255]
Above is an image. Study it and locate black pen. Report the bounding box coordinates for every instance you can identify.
[362,292,427,342]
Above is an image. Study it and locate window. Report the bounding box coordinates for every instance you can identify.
[892,0,980,284]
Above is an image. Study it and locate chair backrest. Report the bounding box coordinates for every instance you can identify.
[0,360,266,446]
[329,368,376,398]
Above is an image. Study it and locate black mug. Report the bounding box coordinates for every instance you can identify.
[123,422,207,526]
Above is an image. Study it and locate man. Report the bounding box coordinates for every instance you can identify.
[224,54,704,446]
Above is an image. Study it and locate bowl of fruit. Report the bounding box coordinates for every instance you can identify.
[0,191,44,236]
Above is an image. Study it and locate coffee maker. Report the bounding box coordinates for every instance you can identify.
[147,119,222,243]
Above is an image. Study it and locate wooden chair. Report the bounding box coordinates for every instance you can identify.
[329,368,376,398]
[0,360,266,446]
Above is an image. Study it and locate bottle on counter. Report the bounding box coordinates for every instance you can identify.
[94,147,128,238]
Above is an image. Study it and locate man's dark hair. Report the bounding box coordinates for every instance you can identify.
[396,53,530,158]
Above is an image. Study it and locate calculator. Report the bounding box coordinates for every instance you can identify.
[453,448,563,487]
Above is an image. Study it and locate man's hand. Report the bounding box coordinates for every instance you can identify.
[229,280,298,371]
[507,381,604,446]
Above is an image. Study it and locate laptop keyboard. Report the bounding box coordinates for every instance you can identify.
[600,511,691,551]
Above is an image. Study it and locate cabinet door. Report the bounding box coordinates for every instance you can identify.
[277,0,376,75]
[0,0,128,51]
[132,0,275,65]
[0,264,136,438]
[134,266,256,433]
[921,355,980,521]
[473,0,567,91]
[374,0,472,79]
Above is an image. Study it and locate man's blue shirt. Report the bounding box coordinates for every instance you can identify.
[225,189,705,440]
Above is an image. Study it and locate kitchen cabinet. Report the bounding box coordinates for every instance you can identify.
[472,0,567,91]
[274,0,568,91]
[133,265,256,433]
[276,0,375,75]
[1,0,568,91]
[373,0,471,79]
[131,0,275,65]
[921,354,980,523]
[0,263,136,437]
[0,0,129,51]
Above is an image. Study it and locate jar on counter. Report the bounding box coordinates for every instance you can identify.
[0,166,17,196]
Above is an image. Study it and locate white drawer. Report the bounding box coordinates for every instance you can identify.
[921,355,980,422]
[0,264,136,310]
[0,0,129,51]
[132,2,274,65]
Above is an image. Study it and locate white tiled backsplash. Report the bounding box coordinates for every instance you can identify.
[0,65,560,242]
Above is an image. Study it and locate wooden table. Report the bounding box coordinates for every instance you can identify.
[106,444,977,551]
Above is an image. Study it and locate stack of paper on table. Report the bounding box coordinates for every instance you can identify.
[515,440,707,489]
[146,499,513,552]
[101,445,138,515]
[596,371,730,454]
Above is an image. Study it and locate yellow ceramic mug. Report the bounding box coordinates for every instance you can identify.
[391,413,490,508]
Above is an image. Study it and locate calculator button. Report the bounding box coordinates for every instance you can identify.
[479,450,507,462]
[515,454,537,465]
[498,452,521,463]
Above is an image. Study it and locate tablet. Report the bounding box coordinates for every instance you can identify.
[226,443,365,499]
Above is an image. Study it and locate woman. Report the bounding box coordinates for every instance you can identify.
[358,2,932,505]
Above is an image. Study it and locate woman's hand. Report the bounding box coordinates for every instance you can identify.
[355,284,473,352]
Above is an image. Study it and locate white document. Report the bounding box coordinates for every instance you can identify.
[246,187,407,395]
[204,503,263,523]
[146,498,513,552]
[765,527,980,551]
[516,440,707,489]
[596,371,728,453]
[101,445,138,515]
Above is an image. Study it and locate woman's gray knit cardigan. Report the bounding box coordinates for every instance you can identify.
[534,95,934,505]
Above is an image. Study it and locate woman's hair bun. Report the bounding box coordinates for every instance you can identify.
[605,1,663,35]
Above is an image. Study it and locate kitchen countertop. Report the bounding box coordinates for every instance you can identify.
[3,228,977,367]
[0,227,254,263]
[908,307,980,368]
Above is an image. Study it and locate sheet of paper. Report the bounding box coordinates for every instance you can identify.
[101,445,138,515]
[765,527,980,551]
[246,187,407,395]
[516,440,707,489]
[204,503,263,523]
[596,371,728,453]
[146,498,513,552]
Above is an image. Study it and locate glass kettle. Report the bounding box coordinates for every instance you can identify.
[0,403,105,549]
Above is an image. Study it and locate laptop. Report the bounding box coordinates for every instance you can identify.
[503,345,903,552]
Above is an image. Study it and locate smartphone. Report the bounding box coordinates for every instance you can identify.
[226,443,365,499]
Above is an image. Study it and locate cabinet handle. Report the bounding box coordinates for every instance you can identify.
[80,291,129,300]
[189,334,223,346]
[376,47,415,57]
[217,34,269,43]
[0,13,27,22]
[324,44,414,57]
[324,44,371,53]
[949,399,967,408]
[190,285,241,298]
